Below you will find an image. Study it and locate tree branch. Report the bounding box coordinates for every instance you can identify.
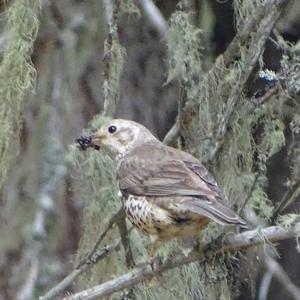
[63,223,300,300]
[39,238,122,300]
[137,0,168,37]
[241,82,281,117]
[163,121,179,146]
[264,255,300,300]
[40,209,127,300]
[76,208,124,268]
[102,0,122,117]
[273,181,300,219]
[259,268,274,300]
[222,0,286,67]
[163,0,287,151]
[209,0,285,160]
[16,58,66,300]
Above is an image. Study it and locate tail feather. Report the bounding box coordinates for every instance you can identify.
[179,199,247,228]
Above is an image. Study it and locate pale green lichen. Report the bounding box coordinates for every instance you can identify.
[120,0,141,19]
[275,213,300,254]
[0,0,41,189]
[277,214,300,228]
[233,0,265,30]
[166,7,203,84]
[67,115,126,287]
[103,37,126,116]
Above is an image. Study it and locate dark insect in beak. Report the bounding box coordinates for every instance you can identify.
[76,136,100,151]
[76,136,91,150]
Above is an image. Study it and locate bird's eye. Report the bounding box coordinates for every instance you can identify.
[108,125,117,134]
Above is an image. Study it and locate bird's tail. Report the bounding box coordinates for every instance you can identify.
[179,199,248,228]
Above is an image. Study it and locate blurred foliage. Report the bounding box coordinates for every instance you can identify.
[0,0,41,188]
[67,116,124,287]
[166,7,203,84]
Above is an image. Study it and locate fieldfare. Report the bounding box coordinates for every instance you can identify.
[77,119,246,258]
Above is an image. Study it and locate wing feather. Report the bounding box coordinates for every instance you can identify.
[174,200,247,227]
[118,157,215,197]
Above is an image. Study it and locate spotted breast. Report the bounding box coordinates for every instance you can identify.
[123,194,210,242]
[123,194,172,236]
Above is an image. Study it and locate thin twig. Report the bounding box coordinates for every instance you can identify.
[258,269,274,300]
[40,209,131,300]
[76,208,124,268]
[273,181,300,219]
[239,172,262,214]
[137,0,168,37]
[40,238,122,300]
[264,255,300,300]
[241,83,281,117]
[16,251,40,300]
[64,223,300,300]
[163,121,179,146]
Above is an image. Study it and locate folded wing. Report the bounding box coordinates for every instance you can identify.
[118,143,246,227]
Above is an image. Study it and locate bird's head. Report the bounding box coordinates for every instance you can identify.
[76,119,158,157]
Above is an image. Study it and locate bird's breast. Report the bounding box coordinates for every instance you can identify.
[123,195,171,236]
[122,195,209,241]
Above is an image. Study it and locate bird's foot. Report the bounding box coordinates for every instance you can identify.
[145,256,163,287]
[149,255,161,272]
[135,256,161,271]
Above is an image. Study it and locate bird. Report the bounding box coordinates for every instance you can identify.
[76,119,247,259]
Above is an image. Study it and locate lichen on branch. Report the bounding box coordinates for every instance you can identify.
[0,0,41,188]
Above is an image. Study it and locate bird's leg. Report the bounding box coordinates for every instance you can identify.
[148,241,158,261]
[148,236,161,271]
[133,237,161,274]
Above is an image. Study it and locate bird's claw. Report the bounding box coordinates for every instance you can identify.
[149,256,162,272]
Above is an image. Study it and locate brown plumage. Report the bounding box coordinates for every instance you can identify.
[77,119,246,258]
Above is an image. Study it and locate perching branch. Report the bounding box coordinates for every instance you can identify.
[63,223,300,300]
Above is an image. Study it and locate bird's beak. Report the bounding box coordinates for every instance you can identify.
[76,133,101,151]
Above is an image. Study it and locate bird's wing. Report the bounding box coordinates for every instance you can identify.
[118,143,246,227]
[118,144,219,199]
